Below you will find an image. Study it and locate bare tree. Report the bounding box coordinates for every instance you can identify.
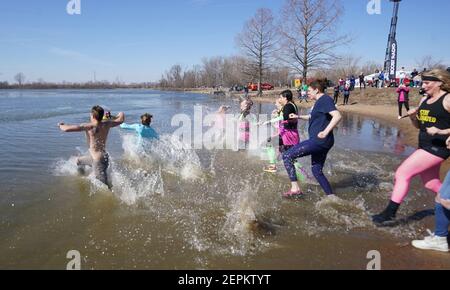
[183,65,201,88]
[169,64,183,88]
[201,57,225,88]
[278,0,350,83]
[14,73,26,86]
[360,61,383,76]
[236,8,278,96]
[326,54,361,82]
[266,66,291,87]
[416,55,446,71]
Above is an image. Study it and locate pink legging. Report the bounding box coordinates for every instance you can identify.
[391,149,444,204]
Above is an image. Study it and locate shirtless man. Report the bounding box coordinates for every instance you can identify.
[58,106,125,188]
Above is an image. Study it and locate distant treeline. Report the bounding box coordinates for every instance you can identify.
[0,81,156,90]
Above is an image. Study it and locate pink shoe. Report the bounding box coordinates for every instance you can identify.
[282,190,304,198]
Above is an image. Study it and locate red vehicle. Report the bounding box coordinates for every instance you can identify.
[261,83,274,90]
[248,83,274,91]
[248,83,258,91]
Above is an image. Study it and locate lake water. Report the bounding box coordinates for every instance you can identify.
[0,89,448,270]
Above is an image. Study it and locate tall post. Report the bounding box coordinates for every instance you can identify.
[383,0,402,82]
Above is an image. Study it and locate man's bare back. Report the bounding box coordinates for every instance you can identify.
[59,107,125,187]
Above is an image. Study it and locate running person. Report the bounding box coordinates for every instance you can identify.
[262,91,306,179]
[412,128,450,252]
[282,79,342,198]
[262,100,284,173]
[58,106,125,188]
[120,113,159,140]
[373,69,450,226]
[238,99,254,150]
[278,90,300,153]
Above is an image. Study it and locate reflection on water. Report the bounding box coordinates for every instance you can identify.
[337,113,413,156]
[0,90,448,270]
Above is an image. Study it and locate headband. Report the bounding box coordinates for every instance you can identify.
[422,76,442,82]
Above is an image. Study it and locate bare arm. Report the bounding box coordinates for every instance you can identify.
[58,122,90,133]
[427,127,450,136]
[108,112,125,128]
[444,94,450,113]
[318,110,342,139]
[408,97,428,129]
[289,113,311,121]
[408,108,420,129]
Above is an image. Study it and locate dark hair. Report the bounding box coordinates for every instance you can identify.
[91,106,104,122]
[309,79,329,93]
[141,113,153,126]
[280,90,294,102]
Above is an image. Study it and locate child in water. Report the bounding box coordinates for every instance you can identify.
[238,99,255,150]
[261,99,284,172]
[261,96,309,182]
[214,105,231,145]
[120,113,159,141]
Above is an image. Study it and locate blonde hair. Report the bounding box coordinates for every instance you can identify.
[422,69,450,92]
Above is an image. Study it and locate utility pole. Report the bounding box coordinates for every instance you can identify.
[383,0,402,83]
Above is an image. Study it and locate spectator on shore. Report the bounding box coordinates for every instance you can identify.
[396,84,410,119]
[378,71,385,89]
[350,75,356,91]
[339,78,345,92]
[333,85,340,104]
[413,74,422,88]
[343,84,350,105]
[399,67,407,85]
[374,70,380,88]
[359,73,366,90]
[411,69,419,80]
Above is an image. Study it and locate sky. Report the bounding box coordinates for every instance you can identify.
[0,0,449,83]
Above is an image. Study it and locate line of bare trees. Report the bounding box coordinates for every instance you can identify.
[159,0,350,92]
[158,56,292,90]
[0,72,155,89]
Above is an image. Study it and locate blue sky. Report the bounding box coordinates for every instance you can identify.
[0,0,449,83]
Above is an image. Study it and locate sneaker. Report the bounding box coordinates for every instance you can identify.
[412,230,449,252]
[398,116,402,120]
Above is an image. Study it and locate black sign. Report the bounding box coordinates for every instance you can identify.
[389,40,398,80]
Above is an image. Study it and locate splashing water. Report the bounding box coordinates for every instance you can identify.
[121,134,204,182]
